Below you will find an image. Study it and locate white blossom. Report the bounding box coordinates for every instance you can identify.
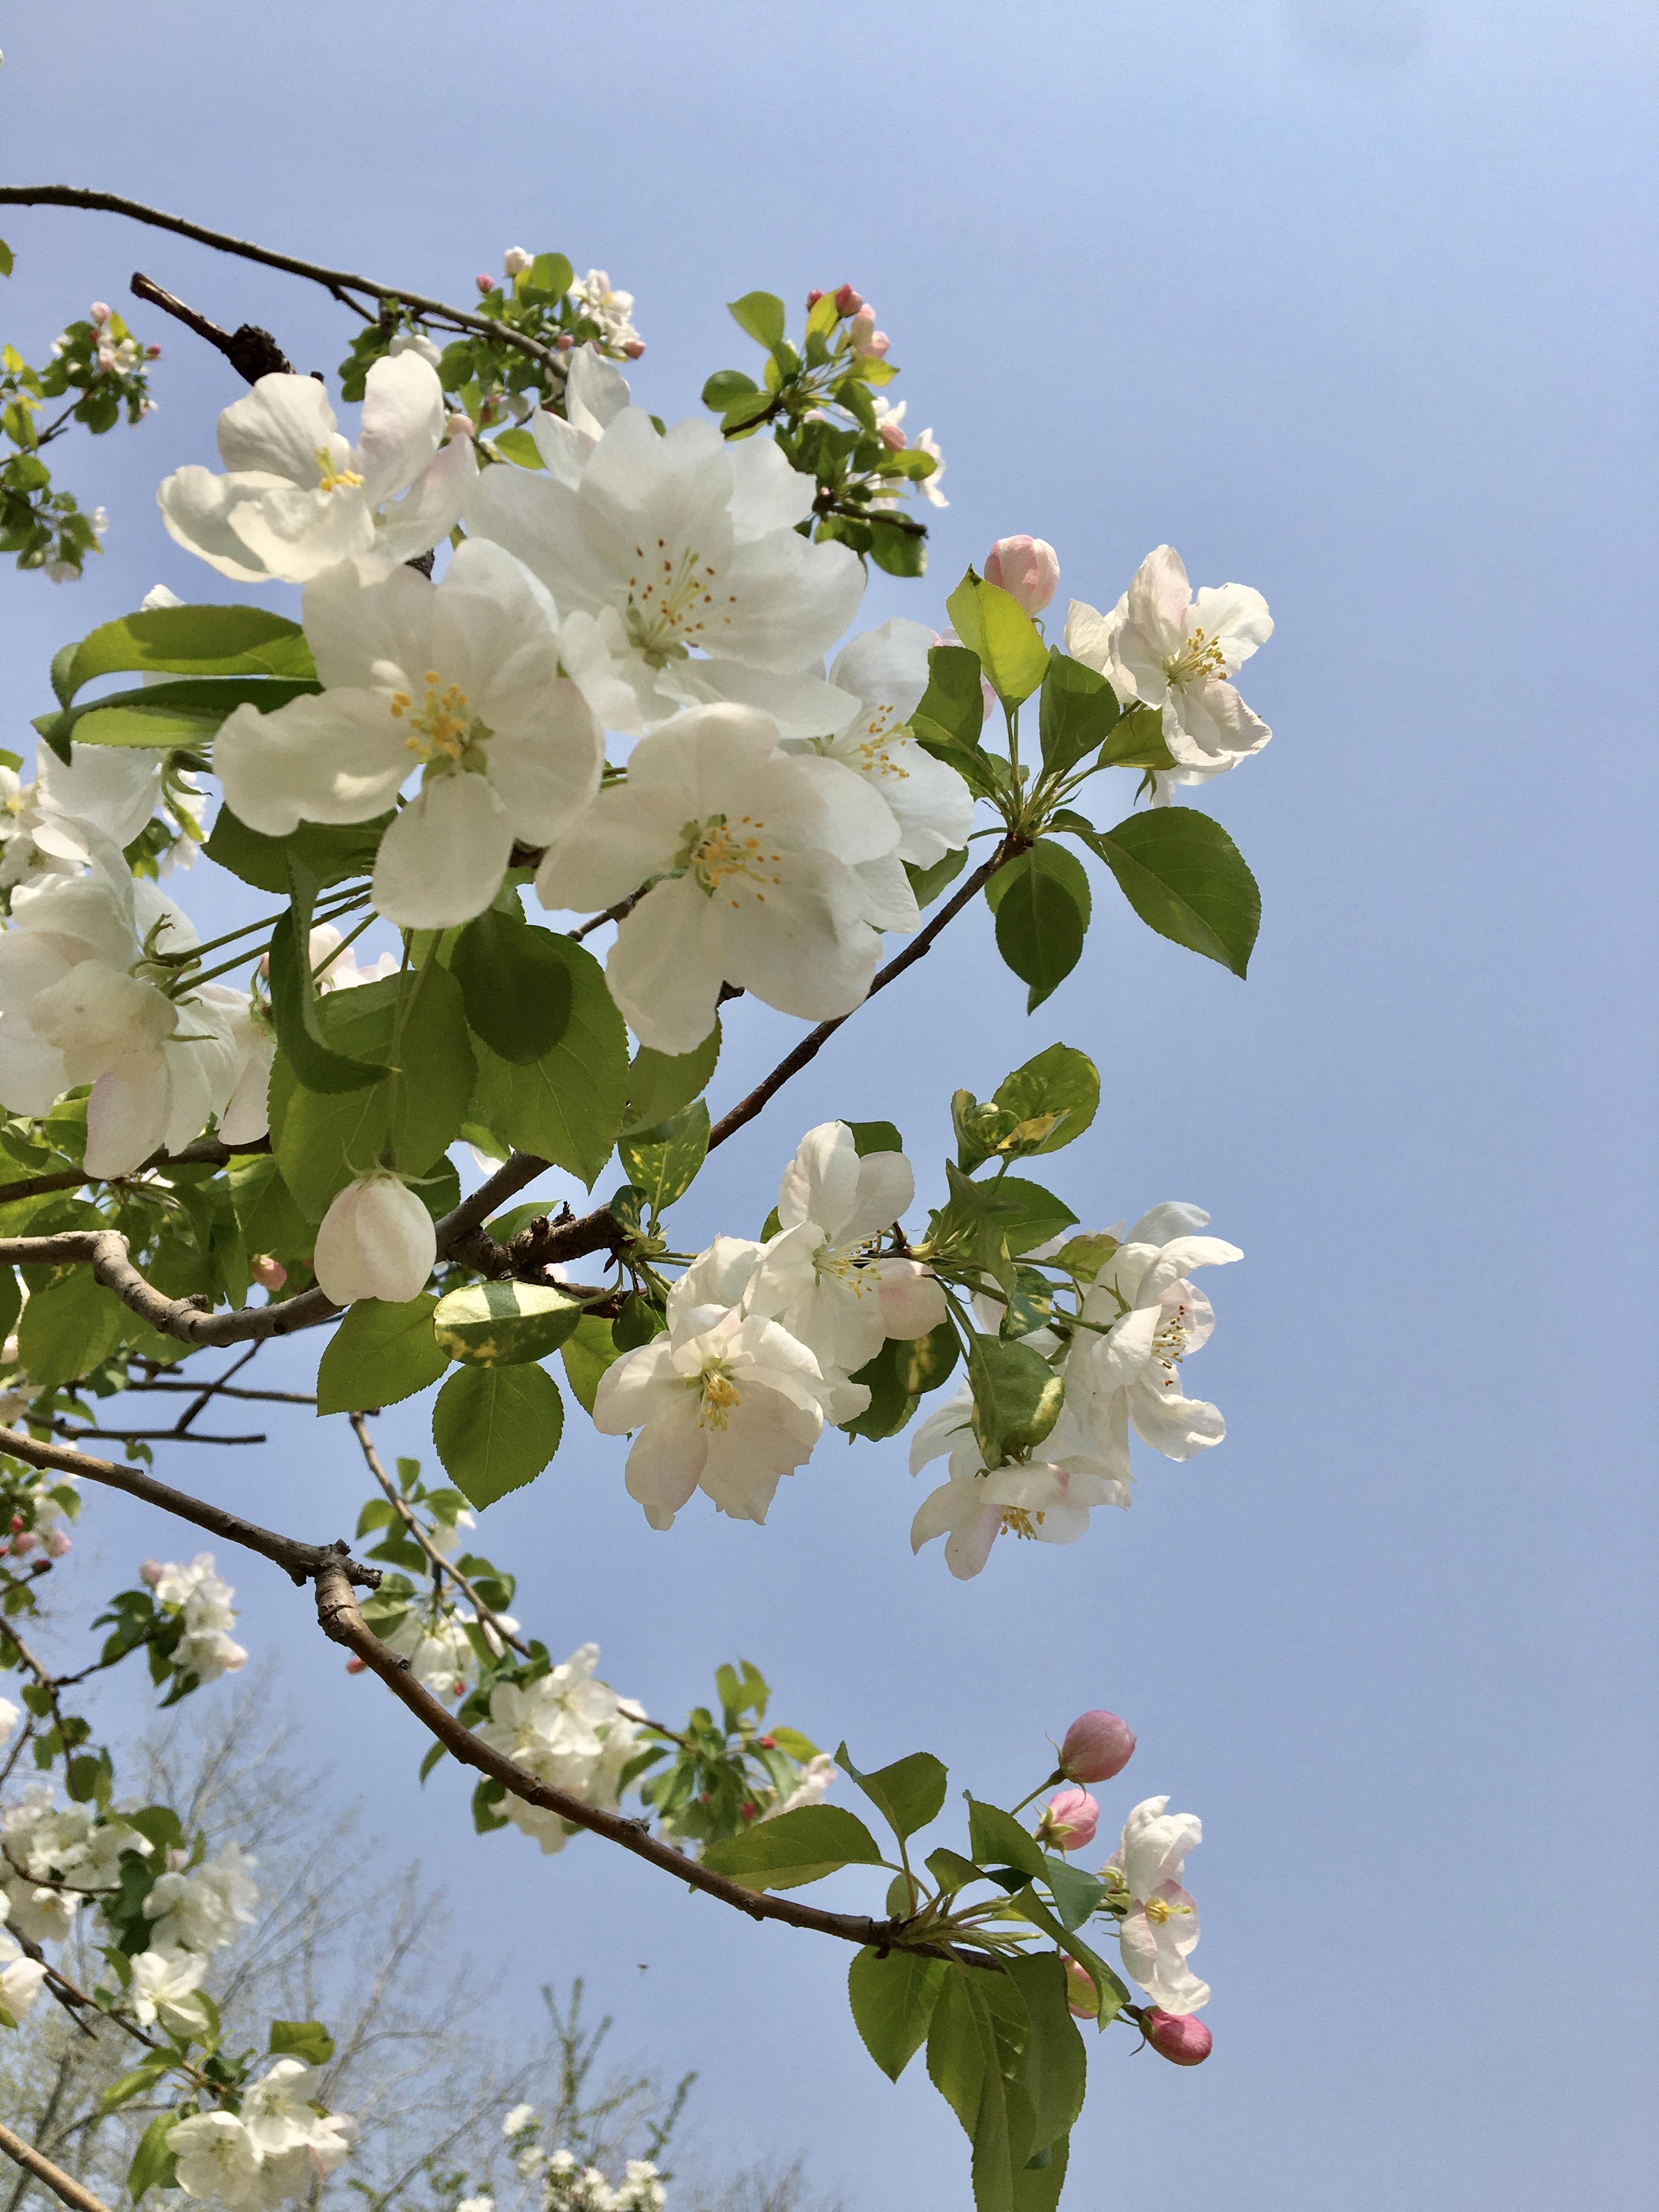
[1108,1795,1210,2015]
[747,1121,946,1375]
[127,1944,210,2034]
[143,1842,258,1955]
[216,540,602,928]
[168,2113,265,2209]
[502,2104,538,2138]
[0,744,161,891]
[383,1606,480,1700]
[466,398,863,736]
[153,1554,249,1681]
[0,1930,48,2021]
[1,1786,152,1943]
[1065,546,1272,798]
[573,268,642,354]
[537,703,900,1054]
[475,1645,643,1855]
[158,353,473,585]
[313,1172,437,1305]
[906,1385,1130,1580]
[0,1697,18,1738]
[765,1752,837,1820]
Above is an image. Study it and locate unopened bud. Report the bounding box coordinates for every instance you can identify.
[146,343,162,359]
[44,1528,71,1558]
[31,1558,50,1577]
[622,340,646,360]
[879,422,907,452]
[1035,1786,1098,1852]
[1064,1961,1099,2018]
[805,289,825,308]
[345,1657,366,1674]
[10,1531,36,1557]
[984,535,1060,617]
[833,284,864,316]
[1143,2009,1212,2066]
[475,273,495,295]
[139,1558,165,1586]
[250,1255,287,1295]
[446,411,475,439]
[502,246,534,277]
[849,307,889,358]
[89,301,111,326]
[1059,1708,1136,1783]
[7,1515,21,1533]
[554,332,574,351]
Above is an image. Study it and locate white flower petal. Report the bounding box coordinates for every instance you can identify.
[371,773,515,928]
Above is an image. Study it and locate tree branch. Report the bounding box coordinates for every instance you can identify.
[0,1427,380,1593]
[129,270,295,381]
[348,1413,529,1660]
[0,188,561,370]
[0,2122,116,2212]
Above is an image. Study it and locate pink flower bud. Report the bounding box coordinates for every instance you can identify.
[984,535,1060,617]
[623,340,646,360]
[475,273,495,295]
[345,1656,366,1674]
[1059,1709,1136,1782]
[849,307,890,358]
[10,1531,37,1557]
[1036,1786,1099,1852]
[139,1559,165,1587]
[1064,1961,1099,2018]
[7,1516,21,1533]
[806,289,825,308]
[833,284,864,316]
[89,301,111,326]
[146,343,163,359]
[445,412,474,440]
[44,1529,71,1558]
[1144,2009,1212,2066]
[879,422,907,452]
[502,246,533,277]
[251,1255,287,1295]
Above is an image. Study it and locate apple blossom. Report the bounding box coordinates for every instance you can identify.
[502,245,534,277]
[1108,1794,1210,2015]
[536,703,901,1054]
[465,399,863,735]
[158,352,474,584]
[1060,1708,1137,1783]
[144,1842,258,1954]
[984,535,1060,616]
[0,1697,17,1736]
[907,1385,1132,1579]
[0,740,161,890]
[215,539,603,928]
[574,268,643,354]
[0,1931,48,2021]
[168,2113,265,2209]
[1144,2009,1214,2064]
[153,1554,249,1680]
[313,1172,437,1306]
[1036,1786,1099,1850]
[475,1645,643,1853]
[127,1944,211,2034]
[1065,545,1272,795]
[747,1121,945,1375]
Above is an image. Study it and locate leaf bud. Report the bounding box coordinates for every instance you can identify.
[1059,1708,1136,1782]
[984,535,1060,617]
[501,246,534,277]
[1143,2008,1212,2066]
[1035,1786,1098,1852]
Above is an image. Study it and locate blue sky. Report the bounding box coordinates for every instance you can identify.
[1,3,1655,2204]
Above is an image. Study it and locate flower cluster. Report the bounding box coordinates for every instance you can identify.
[168,2060,353,2209]
[474,1644,644,1853]
[141,1552,249,1682]
[498,2104,667,2212]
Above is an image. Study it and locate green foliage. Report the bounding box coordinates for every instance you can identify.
[267,865,389,1094]
[843,1321,959,1441]
[450,904,575,1063]
[560,1312,623,1413]
[945,571,1050,709]
[1036,650,1122,777]
[432,1361,564,1506]
[848,1947,949,2082]
[431,1280,586,1367]
[618,1101,709,1214]
[1073,805,1261,977]
[16,1268,126,1386]
[835,1742,949,1841]
[698,1803,884,1891]
[315,1295,450,1414]
[126,2113,179,2204]
[37,600,315,757]
[623,1023,720,1133]
[966,1332,1064,1465]
[202,806,389,895]
[268,2018,336,2064]
[467,934,627,1186]
[727,291,787,348]
[987,844,1092,1011]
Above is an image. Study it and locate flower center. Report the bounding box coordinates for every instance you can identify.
[312,445,365,494]
[623,538,733,666]
[1152,1301,1192,1388]
[390,671,493,766]
[694,1366,743,1430]
[1162,626,1228,690]
[1142,1895,1192,1926]
[678,814,783,906]
[999,1506,1046,1538]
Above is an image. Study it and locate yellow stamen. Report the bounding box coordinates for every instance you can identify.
[697,1369,743,1431]
[313,444,364,494]
[998,1506,1047,1539]
[1163,626,1227,689]
[392,673,490,765]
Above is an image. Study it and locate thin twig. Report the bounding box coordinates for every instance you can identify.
[0,188,561,369]
[0,2120,116,2212]
[348,1413,530,1659]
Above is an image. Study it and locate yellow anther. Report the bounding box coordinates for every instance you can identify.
[697,1369,743,1430]
[998,1506,1047,1539]
[394,672,489,766]
[1164,626,1228,689]
[312,445,365,494]
[1143,1895,1192,1925]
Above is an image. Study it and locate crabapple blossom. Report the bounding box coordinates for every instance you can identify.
[1062,1204,1240,1474]
[1065,545,1272,796]
[747,1120,946,1375]
[1143,2008,1214,2064]
[313,1172,437,1305]
[475,1644,643,1853]
[127,1944,211,2034]
[215,539,602,928]
[0,741,161,890]
[383,1606,486,1699]
[144,1842,259,1954]
[0,1788,153,1941]
[465,397,862,735]
[158,352,474,584]
[502,245,534,276]
[573,268,643,354]
[1108,1795,1210,2015]
[907,1385,1131,1579]
[1060,1708,1137,1782]
[0,1932,48,2021]
[1036,1787,1099,1851]
[153,1554,249,1680]
[167,2114,265,2209]
[535,703,901,1054]
[0,1696,16,1736]
[984,535,1060,616]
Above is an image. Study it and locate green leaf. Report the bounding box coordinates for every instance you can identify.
[868,515,928,578]
[618,1100,709,1213]
[269,2018,336,2064]
[467,934,627,1187]
[702,369,759,411]
[698,1804,884,1891]
[202,807,390,895]
[836,1743,948,1841]
[727,291,787,348]
[985,1178,1078,1257]
[845,1119,904,1158]
[623,1023,720,1133]
[270,966,475,1219]
[986,845,1090,1012]
[560,1312,622,1414]
[450,906,574,1063]
[1013,2136,1070,2212]
[1050,1232,1119,1283]
[40,675,319,751]
[315,1295,449,1413]
[915,645,991,751]
[991,1044,1100,1158]
[267,864,389,1094]
[16,1270,125,1386]
[1037,650,1121,777]
[100,2054,173,2113]
[848,1946,948,2083]
[526,251,574,298]
[1040,1854,1108,1932]
[945,571,1050,709]
[127,2114,179,2204]
[0,240,12,279]
[1095,703,1176,772]
[842,1321,959,1441]
[431,1280,585,1367]
[966,1333,1063,1465]
[927,1966,1035,2212]
[966,1799,1047,1882]
[53,602,314,704]
[926,1846,989,1897]
[905,847,968,910]
[225,1154,313,1263]
[488,427,543,469]
[1087,806,1261,977]
[432,1362,565,1506]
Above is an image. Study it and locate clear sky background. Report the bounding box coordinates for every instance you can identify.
[1,3,1655,2205]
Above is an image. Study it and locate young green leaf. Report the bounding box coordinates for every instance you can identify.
[698,1804,884,1891]
[905,845,968,909]
[202,808,390,895]
[843,1321,960,1441]
[990,1043,1100,1157]
[1037,649,1121,777]
[267,857,389,1094]
[618,1099,709,1212]
[432,1362,565,1507]
[915,644,991,750]
[727,291,787,348]
[848,1946,949,2083]
[560,1313,622,1414]
[945,571,1050,709]
[966,1334,1064,1465]
[986,845,1091,1012]
[269,2018,336,2064]
[623,1023,720,1133]
[1094,702,1175,771]
[450,905,574,1063]
[16,1271,126,1387]
[127,2114,179,2204]
[835,1743,949,1841]
[1087,806,1261,977]
[431,1280,586,1367]
[52,601,314,704]
[966,1799,1047,1882]
[315,1294,450,1414]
